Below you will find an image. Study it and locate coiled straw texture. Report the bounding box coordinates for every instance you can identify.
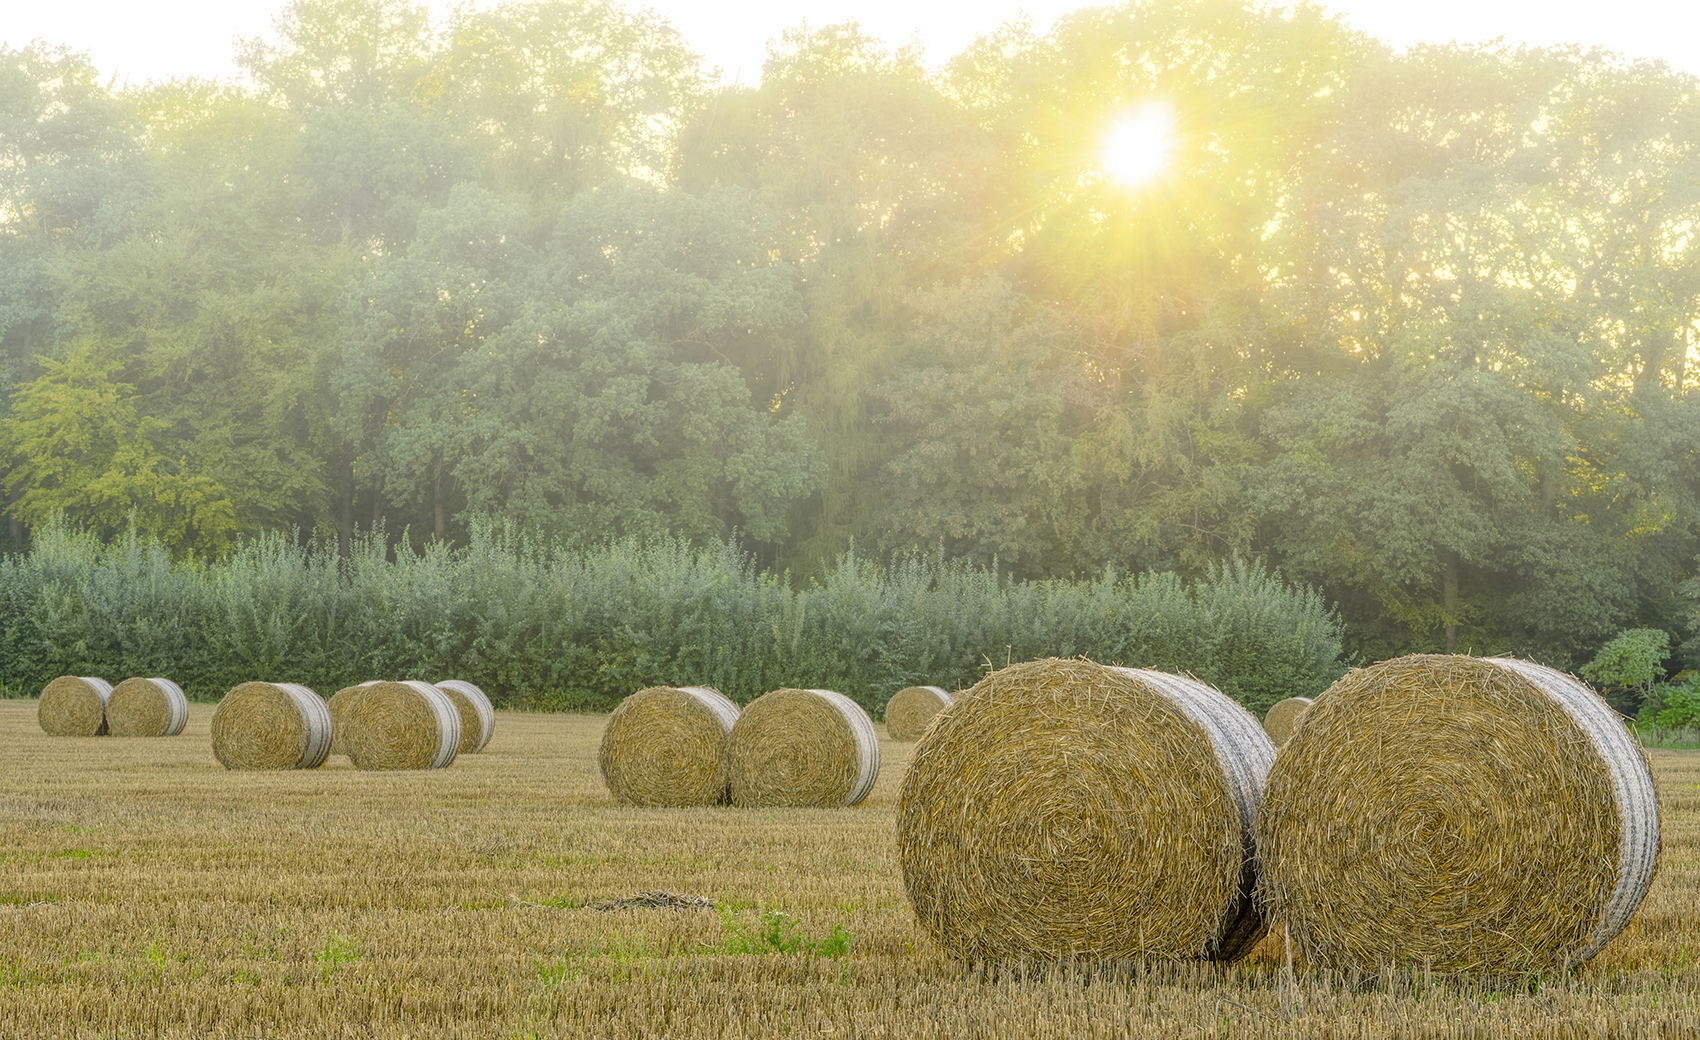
[434,679,496,753]
[898,658,1275,965]
[38,677,113,736]
[1261,697,1313,748]
[211,682,333,770]
[340,681,461,770]
[885,686,953,741]
[600,686,741,806]
[106,678,190,737]
[728,688,881,807]
[1255,654,1660,973]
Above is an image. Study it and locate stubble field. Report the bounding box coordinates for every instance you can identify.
[2,700,1699,1038]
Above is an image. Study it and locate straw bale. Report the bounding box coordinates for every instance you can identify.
[1256,654,1660,973]
[897,658,1275,965]
[38,677,113,736]
[326,682,375,756]
[106,678,189,737]
[1261,696,1312,748]
[599,686,740,806]
[339,680,461,770]
[884,685,953,741]
[728,688,881,808]
[210,682,333,770]
[434,679,496,753]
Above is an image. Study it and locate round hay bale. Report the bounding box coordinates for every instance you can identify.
[326,682,376,756]
[897,658,1275,965]
[434,679,496,753]
[1261,696,1313,747]
[38,677,113,736]
[1256,654,1660,973]
[106,677,190,737]
[884,685,953,741]
[728,688,881,808]
[340,680,461,771]
[210,682,333,770]
[599,686,741,806]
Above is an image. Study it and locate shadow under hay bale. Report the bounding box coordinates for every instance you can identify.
[1255,654,1660,974]
[1261,696,1312,748]
[434,679,496,754]
[340,681,461,771]
[897,658,1275,965]
[106,678,189,737]
[728,688,880,808]
[599,686,740,806]
[38,677,112,736]
[884,686,953,741]
[211,682,333,770]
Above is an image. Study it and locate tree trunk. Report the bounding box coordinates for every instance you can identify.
[336,451,355,559]
[433,456,445,540]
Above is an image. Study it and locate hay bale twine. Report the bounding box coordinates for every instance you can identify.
[599,686,741,806]
[210,682,333,770]
[340,680,461,771]
[434,679,496,753]
[106,678,190,737]
[897,658,1275,964]
[38,677,113,736]
[728,688,881,808]
[884,685,953,741]
[1261,696,1313,747]
[1256,654,1660,973]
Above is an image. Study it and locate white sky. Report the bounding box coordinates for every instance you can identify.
[3,0,1698,89]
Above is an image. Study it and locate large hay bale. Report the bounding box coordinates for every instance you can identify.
[897,658,1274,964]
[340,680,461,771]
[211,682,333,770]
[599,686,741,806]
[728,688,881,808]
[884,685,952,741]
[106,678,190,737]
[326,682,374,756]
[1256,654,1660,973]
[38,677,113,736]
[1261,696,1312,747]
[434,679,496,753]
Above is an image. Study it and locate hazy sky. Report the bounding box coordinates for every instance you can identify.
[4,0,1698,88]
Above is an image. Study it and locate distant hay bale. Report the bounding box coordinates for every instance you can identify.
[434,679,496,754]
[326,682,374,756]
[1261,697,1312,747]
[1256,654,1660,973]
[106,678,189,737]
[897,658,1275,965]
[38,677,113,736]
[599,686,741,806]
[728,688,881,808]
[884,685,952,741]
[339,680,461,771]
[210,682,333,770]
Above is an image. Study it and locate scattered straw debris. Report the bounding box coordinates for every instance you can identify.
[587,891,716,912]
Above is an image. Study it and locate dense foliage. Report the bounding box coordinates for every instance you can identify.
[0,520,1343,713]
[2,0,1698,669]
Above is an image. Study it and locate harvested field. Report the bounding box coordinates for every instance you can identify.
[2,698,1699,1038]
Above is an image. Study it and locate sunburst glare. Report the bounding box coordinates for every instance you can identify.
[1100,103,1175,188]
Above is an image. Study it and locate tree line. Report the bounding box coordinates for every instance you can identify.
[2,0,1698,670]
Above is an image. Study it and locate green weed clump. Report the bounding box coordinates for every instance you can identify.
[0,518,1345,714]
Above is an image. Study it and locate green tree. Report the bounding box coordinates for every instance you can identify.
[2,349,239,556]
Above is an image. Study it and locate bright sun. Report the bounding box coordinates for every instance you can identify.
[1101,103,1175,188]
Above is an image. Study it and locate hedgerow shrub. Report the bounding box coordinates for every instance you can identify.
[0,519,1345,714]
